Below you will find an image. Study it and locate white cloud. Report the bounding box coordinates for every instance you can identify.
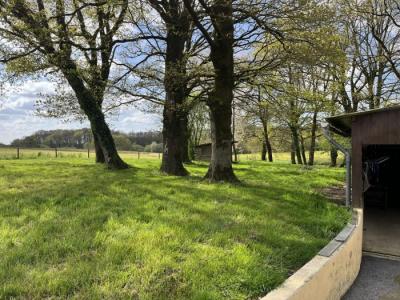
[0,80,161,144]
[0,80,56,110]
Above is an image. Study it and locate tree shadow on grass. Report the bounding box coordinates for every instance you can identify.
[0,160,348,299]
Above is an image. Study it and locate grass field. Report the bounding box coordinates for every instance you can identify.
[0,157,350,299]
[0,147,161,160]
[0,147,344,165]
[237,152,345,165]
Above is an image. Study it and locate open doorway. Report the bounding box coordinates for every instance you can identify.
[362,144,400,257]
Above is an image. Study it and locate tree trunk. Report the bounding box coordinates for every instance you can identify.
[181,113,191,163]
[290,126,303,165]
[160,18,190,176]
[308,111,318,166]
[205,103,237,182]
[266,139,273,162]
[90,111,128,169]
[62,68,128,170]
[367,78,375,110]
[92,130,105,163]
[261,143,267,161]
[205,1,237,182]
[161,108,188,175]
[232,142,238,163]
[330,146,338,167]
[261,119,273,162]
[232,101,238,163]
[300,133,307,165]
[291,141,296,164]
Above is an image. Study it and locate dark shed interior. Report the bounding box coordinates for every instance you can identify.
[363,145,400,210]
[327,106,400,257]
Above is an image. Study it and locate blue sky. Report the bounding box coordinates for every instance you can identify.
[0,80,161,145]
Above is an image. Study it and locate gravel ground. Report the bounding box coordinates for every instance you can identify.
[343,255,400,300]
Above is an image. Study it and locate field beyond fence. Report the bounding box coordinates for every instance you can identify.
[0,147,162,160]
[0,147,344,165]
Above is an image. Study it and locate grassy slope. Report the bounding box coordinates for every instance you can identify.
[0,158,350,299]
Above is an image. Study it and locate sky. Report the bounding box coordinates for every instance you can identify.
[0,80,161,145]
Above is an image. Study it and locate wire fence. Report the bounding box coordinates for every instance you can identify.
[0,147,162,160]
[0,147,343,165]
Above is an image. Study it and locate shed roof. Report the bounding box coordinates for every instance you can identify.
[195,141,238,148]
[326,105,400,137]
[195,143,212,148]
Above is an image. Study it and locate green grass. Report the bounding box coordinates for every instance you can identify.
[0,147,161,160]
[238,151,345,165]
[0,147,344,165]
[0,158,350,299]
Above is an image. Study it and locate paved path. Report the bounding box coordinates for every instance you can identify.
[343,256,400,300]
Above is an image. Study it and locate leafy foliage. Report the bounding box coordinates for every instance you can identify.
[10,129,163,151]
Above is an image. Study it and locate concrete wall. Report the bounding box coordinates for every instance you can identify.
[262,209,363,300]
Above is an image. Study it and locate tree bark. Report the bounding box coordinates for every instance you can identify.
[367,77,375,110]
[206,104,237,182]
[92,130,105,163]
[232,142,238,163]
[91,113,128,169]
[160,17,189,176]
[161,108,188,175]
[300,133,307,165]
[291,141,296,164]
[308,111,318,166]
[232,101,238,163]
[330,146,338,167]
[181,114,191,163]
[261,118,273,162]
[204,1,237,182]
[62,68,128,170]
[290,126,303,165]
[261,143,267,161]
[266,139,273,162]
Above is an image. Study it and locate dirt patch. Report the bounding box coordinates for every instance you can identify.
[321,185,346,205]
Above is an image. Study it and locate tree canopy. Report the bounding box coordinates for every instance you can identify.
[2,0,400,176]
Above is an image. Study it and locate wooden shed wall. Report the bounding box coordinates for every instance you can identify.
[351,109,400,208]
[194,145,212,161]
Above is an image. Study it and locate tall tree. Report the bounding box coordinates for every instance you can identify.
[148,0,192,176]
[0,0,129,169]
[188,102,210,159]
[183,0,238,182]
[363,0,400,82]
[110,0,211,175]
[236,84,274,162]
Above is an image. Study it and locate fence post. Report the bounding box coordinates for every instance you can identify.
[17,147,20,159]
[55,148,58,158]
[87,148,90,159]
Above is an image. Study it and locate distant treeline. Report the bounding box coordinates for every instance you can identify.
[10,129,163,152]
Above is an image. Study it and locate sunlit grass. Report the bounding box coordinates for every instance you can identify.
[237,151,345,165]
[0,147,344,165]
[0,158,350,299]
[0,147,161,160]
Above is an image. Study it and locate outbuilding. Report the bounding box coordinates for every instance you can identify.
[194,141,238,161]
[327,106,400,257]
[194,143,212,161]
